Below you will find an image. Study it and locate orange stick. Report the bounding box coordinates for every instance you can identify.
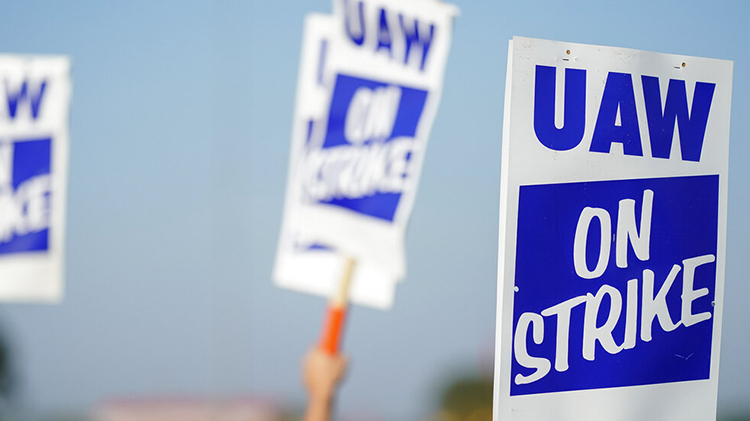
[320,257,356,355]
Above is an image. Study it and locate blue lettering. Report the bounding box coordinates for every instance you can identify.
[398,14,434,71]
[533,66,587,151]
[375,8,393,57]
[642,76,715,162]
[5,79,47,120]
[344,0,365,46]
[590,72,643,156]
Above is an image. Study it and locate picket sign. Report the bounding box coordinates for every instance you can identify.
[275,1,457,314]
[274,14,401,311]
[0,55,71,302]
[493,37,733,421]
[275,1,457,356]
[293,0,458,281]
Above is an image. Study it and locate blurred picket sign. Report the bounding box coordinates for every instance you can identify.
[0,55,71,302]
[274,0,457,310]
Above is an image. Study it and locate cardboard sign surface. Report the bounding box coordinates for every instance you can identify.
[0,55,71,302]
[275,1,457,309]
[494,37,732,420]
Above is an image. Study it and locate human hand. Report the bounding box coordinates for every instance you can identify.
[302,347,349,401]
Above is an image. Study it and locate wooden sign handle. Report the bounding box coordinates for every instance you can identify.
[320,257,356,355]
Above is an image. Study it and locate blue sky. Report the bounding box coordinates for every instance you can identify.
[0,1,748,420]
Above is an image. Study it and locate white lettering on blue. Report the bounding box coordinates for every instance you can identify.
[0,142,51,244]
[574,189,653,279]
[345,85,401,146]
[514,312,550,385]
[301,137,413,201]
[513,189,715,385]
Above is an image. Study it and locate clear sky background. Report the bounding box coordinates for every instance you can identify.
[0,1,748,420]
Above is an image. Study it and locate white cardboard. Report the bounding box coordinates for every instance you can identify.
[0,55,71,302]
[274,14,400,310]
[494,37,732,420]
[295,0,458,279]
[275,1,457,309]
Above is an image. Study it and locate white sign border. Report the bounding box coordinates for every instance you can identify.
[493,36,733,421]
[0,54,71,303]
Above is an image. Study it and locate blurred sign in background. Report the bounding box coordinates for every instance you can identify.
[0,1,748,421]
[275,0,458,310]
[0,55,70,303]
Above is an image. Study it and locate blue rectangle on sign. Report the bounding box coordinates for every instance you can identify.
[303,73,427,222]
[511,175,718,395]
[0,138,52,255]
